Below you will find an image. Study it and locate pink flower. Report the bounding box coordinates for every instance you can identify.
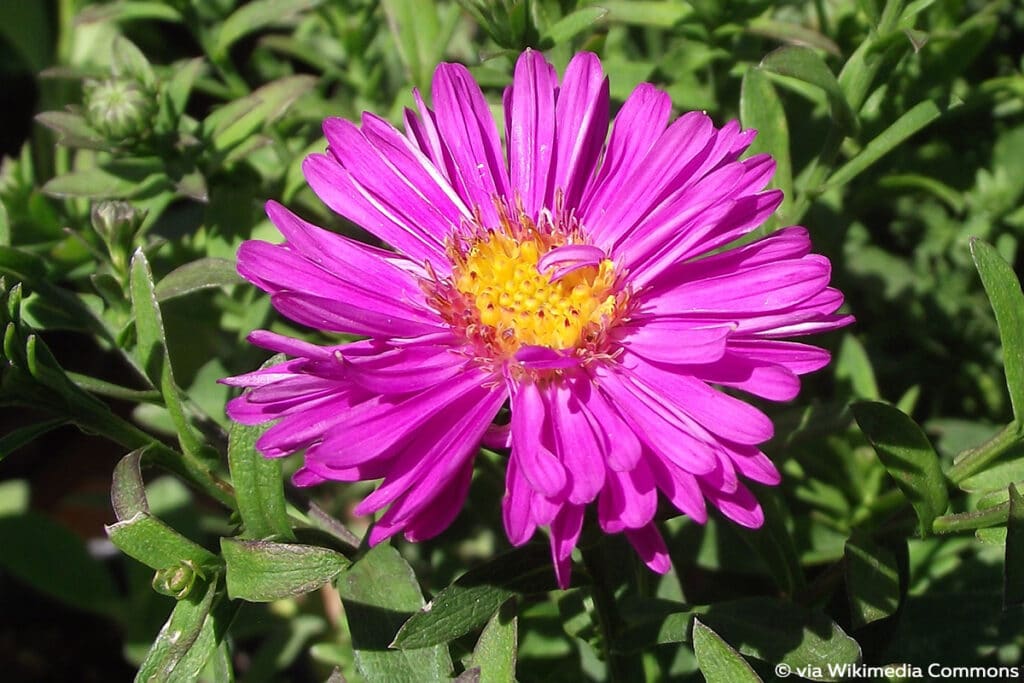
[224,50,852,587]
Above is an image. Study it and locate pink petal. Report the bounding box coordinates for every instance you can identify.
[507,49,557,217]
[510,381,568,498]
[615,320,732,365]
[432,62,510,224]
[552,52,609,208]
[624,524,672,574]
[302,153,449,268]
[624,353,774,446]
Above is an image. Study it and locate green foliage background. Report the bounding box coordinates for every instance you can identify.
[1,0,1023,681]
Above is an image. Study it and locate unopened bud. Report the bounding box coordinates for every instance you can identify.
[84,78,157,143]
[152,560,205,600]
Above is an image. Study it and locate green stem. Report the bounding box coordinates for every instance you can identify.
[67,371,162,403]
[946,422,1022,485]
[932,503,1010,535]
[580,542,638,683]
[70,397,235,509]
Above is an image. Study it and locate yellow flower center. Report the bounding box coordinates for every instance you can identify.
[452,231,617,354]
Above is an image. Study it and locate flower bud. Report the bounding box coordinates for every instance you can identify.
[84,77,158,143]
[91,200,145,276]
[152,560,205,600]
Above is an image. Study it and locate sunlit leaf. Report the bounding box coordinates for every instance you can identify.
[337,544,453,681]
[971,239,1024,424]
[852,401,949,536]
[221,538,347,601]
[826,100,941,189]
[692,619,762,683]
[760,46,858,135]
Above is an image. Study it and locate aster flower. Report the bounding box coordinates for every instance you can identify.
[224,50,852,587]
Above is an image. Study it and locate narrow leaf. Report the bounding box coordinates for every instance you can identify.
[0,201,8,245]
[740,68,792,216]
[227,413,293,541]
[221,537,347,602]
[34,111,107,149]
[207,76,316,153]
[599,1,693,27]
[541,7,608,45]
[108,511,221,571]
[852,401,949,536]
[215,0,324,57]
[154,258,242,302]
[835,335,880,399]
[469,600,518,683]
[971,239,1024,424]
[381,0,443,91]
[135,578,218,682]
[844,536,900,627]
[746,17,840,55]
[393,544,557,649]
[337,544,453,682]
[760,46,857,135]
[111,449,150,520]
[41,161,168,199]
[1005,484,1024,607]
[130,249,203,458]
[692,619,763,683]
[76,1,183,25]
[826,100,941,189]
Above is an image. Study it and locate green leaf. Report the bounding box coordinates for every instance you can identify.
[206,75,316,153]
[698,598,862,680]
[0,417,66,462]
[221,537,347,602]
[108,512,221,572]
[835,335,880,400]
[34,111,107,149]
[112,35,156,85]
[692,619,763,683]
[75,1,183,25]
[227,414,294,541]
[844,536,900,627]
[111,449,150,520]
[598,1,693,28]
[760,46,858,135]
[393,544,557,649]
[0,201,8,245]
[337,544,453,681]
[153,258,242,302]
[745,17,840,55]
[214,0,324,57]
[468,600,518,683]
[1005,484,1024,607]
[381,0,445,92]
[740,68,792,216]
[541,7,608,46]
[971,239,1024,424]
[852,401,949,536]
[826,100,941,189]
[130,249,203,458]
[164,58,206,122]
[0,512,118,616]
[41,160,169,199]
[135,578,218,682]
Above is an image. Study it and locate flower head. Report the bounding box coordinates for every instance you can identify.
[225,50,852,587]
